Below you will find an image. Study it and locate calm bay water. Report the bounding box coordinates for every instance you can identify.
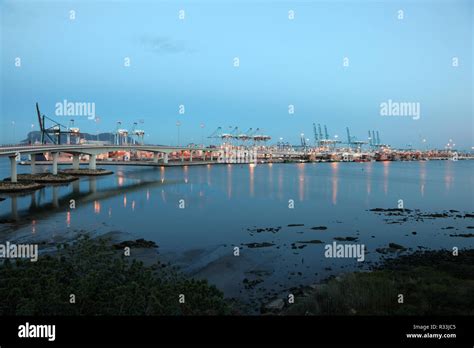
[0,159,473,301]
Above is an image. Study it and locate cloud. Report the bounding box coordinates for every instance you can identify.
[139,35,189,54]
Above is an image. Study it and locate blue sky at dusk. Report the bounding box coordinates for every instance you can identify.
[1,0,472,149]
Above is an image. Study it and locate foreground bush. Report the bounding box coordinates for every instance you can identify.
[286,249,474,315]
[0,236,231,315]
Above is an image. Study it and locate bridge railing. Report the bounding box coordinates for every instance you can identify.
[0,143,38,148]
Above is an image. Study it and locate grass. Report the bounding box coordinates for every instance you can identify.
[286,250,474,316]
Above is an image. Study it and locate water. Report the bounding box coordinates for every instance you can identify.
[0,159,473,302]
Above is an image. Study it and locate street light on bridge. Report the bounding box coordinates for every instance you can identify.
[176,121,181,146]
[200,123,205,147]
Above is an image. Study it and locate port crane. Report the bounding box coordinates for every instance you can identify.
[35,102,79,145]
[368,130,389,149]
[115,121,129,145]
[313,123,340,149]
[130,121,145,145]
[345,127,367,151]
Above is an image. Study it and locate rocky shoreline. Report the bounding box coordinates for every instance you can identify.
[0,169,111,193]
[59,168,114,176]
[117,236,474,315]
[4,173,78,183]
[3,222,473,316]
[0,181,45,193]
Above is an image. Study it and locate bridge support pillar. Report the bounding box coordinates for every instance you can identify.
[189,151,193,162]
[30,155,37,174]
[89,154,97,170]
[9,156,17,183]
[153,152,160,164]
[163,153,169,164]
[72,154,80,169]
[52,152,59,175]
[202,151,206,161]
[181,152,184,162]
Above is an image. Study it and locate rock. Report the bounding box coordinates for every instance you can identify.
[450,233,474,238]
[388,242,406,250]
[377,243,407,254]
[309,284,325,291]
[422,213,449,218]
[113,239,158,249]
[295,239,324,244]
[264,298,284,311]
[244,242,275,248]
[248,226,281,233]
[334,236,358,242]
[369,208,411,213]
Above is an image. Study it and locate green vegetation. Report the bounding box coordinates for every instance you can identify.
[286,250,474,315]
[1,236,472,316]
[0,236,231,315]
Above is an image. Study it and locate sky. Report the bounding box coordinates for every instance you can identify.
[0,0,473,149]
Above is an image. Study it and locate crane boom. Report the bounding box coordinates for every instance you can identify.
[208,127,222,138]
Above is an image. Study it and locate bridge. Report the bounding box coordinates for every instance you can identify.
[0,144,221,183]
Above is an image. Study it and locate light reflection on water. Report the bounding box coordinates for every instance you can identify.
[383,161,389,195]
[297,163,305,202]
[0,160,472,254]
[249,163,255,197]
[445,162,454,191]
[330,162,338,205]
[366,161,372,197]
